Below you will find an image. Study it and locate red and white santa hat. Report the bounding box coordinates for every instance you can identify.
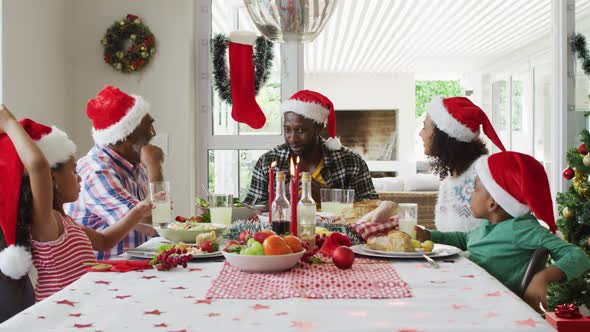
[475,151,556,233]
[86,85,149,145]
[280,90,341,151]
[0,118,76,279]
[428,96,506,151]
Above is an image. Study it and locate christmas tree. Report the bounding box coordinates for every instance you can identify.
[548,124,590,310]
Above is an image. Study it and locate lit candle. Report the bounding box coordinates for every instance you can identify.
[268,161,277,223]
[289,157,299,236]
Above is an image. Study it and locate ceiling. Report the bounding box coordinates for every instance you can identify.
[213,0,590,74]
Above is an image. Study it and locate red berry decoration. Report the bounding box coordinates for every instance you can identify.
[579,143,588,155]
[332,246,355,269]
[563,167,575,180]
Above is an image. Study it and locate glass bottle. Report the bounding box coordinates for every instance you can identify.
[271,171,291,235]
[297,172,316,248]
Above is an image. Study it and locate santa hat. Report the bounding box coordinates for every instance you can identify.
[281,90,341,151]
[86,85,149,145]
[0,119,76,279]
[475,151,556,233]
[428,96,506,151]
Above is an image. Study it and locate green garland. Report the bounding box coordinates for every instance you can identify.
[210,34,274,105]
[572,33,590,76]
[101,14,156,73]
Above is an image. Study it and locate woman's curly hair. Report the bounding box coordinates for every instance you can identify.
[429,125,488,179]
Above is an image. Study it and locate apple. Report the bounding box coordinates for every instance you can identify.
[332,246,355,269]
[253,230,276,244]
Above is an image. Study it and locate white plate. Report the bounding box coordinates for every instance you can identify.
[351,243,462,259]
[125,249,223,260]
[363,246,435,256]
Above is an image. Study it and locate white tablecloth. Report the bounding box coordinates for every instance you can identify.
[1,240,552,332]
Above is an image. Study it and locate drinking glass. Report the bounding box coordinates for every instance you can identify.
[397,203,418,239]
[320,188,341,215]
[150,181,171,228]
[340,189,355,216]
[208,194,233,226]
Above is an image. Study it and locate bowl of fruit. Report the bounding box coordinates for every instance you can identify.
[222,230,306,272]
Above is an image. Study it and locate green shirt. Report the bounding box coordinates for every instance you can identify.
[431,214,590,294]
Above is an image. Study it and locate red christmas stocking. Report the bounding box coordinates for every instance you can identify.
[228,32,266,129]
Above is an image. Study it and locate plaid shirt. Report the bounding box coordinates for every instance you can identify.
[244,139,378,205]
[64,145,148,260]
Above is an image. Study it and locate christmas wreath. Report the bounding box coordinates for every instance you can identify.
[101,14,156,73]
[211,34,274,105]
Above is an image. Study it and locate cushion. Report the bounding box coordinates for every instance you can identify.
[404,174,440,191]
[372,177,404,192]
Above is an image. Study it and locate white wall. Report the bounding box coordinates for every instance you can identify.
[305,73,416,178]
[67,0,197,216]
[1,0,69,129]
[1,0,197,217]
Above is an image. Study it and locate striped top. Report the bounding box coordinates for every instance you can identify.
[32,211,96,301]
[64,144,148,259]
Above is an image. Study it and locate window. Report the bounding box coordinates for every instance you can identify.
[205,0,288,200]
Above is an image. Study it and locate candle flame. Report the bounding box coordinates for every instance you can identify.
[270,160,277,168]
[296,156,300,164]
[289,157,295,176]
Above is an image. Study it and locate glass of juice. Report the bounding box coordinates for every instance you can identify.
[150,181,171,228]
[208,194,233,226]
[397,203,418,239]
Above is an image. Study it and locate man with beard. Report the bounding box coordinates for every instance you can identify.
[65,86,163,259]
[244,90,377,206]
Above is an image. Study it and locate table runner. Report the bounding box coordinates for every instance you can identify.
[206,258,412,299]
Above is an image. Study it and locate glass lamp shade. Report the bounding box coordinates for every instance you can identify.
[243,0,338,43]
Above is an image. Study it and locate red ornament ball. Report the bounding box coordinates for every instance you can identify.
[563,167,574,180]
[579,143,588,155]
[332,246,355,269]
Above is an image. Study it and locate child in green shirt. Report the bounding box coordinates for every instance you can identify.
[415,151,590,312]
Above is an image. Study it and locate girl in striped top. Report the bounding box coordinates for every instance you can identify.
[0,106,153,304]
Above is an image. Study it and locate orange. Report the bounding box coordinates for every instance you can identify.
[263,235,293,255]
[283,235,304,253]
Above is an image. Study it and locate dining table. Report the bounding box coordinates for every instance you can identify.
[0,237,554,332]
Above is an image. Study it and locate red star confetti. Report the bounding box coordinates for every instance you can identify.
[452,304,469,310]
[153,323,168,328]
[141,275,157,279]
[461,274,476,278]
[195,299,213,304]
[69,313,82,317]
[108,288,119,292]
[275,312,289,316]
[486,291,504,297]
[189,268,203,272]
[398,329,423,332]
[37,316,46,319]
[184,295,195,299]
[73,323,93,328]
[251,304,270,311]
[485,312,499,318]
[144,309,163,315]
[171,286,187,290]
[94,280,110,285]
[56,299,77,307]
[348,310,368,317]
[515,318,538,327]
[291,321,315,329]
[207,313,221,318]
[168,330,187,332]
[115,295,131,299]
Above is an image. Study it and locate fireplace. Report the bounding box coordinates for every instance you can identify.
[321,109,397,170]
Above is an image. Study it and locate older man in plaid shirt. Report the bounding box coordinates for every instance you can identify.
[65,86,163,260]
[245,90,377,206]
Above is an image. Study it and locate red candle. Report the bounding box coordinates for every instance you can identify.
[268,161,277,223]
[289,157,299,236]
